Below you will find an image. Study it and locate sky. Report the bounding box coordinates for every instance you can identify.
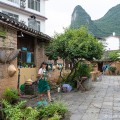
[45,0,120,36]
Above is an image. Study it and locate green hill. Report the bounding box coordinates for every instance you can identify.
[71,4,120,37]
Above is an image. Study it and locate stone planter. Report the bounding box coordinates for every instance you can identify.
[82,78,92,90]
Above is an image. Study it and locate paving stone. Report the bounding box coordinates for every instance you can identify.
[25,76,120,120]
[86,108,100,113]
[113,106,120,112]
[70,114,83,120]
[98,114,112,119]
[112,114,120,119]
[100,108,112,114]
[102,102,113,106]
[81,113,99,120]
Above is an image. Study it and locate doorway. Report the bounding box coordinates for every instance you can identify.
[98,62,103,72]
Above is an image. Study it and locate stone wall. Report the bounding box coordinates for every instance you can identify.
[34,40,49,72]
[106,61,120,75]
[0,24,18,97]
[34,40,65,82]
[0,23,67,97]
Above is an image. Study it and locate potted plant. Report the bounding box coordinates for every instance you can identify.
[109,66,117,75]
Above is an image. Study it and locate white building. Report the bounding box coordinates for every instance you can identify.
[105,36,120,50]
[0,0,48,33]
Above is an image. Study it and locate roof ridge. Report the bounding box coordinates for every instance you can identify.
[0,12,51,40]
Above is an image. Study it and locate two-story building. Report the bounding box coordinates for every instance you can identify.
[0,0,54,97]
[0,0,47,33]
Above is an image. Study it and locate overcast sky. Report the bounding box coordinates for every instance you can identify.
[45,0,120,36]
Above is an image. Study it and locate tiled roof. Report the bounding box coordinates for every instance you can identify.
[0,12,51,41]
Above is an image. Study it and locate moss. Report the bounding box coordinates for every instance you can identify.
[0,30,6,38]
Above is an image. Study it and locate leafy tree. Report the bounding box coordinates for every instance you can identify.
[45,27,104,87]
[108,50,120,61]
[46,27,103,62]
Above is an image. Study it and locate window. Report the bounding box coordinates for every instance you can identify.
[28,18,40,32]
[7,0,19,4]
[36,21,40,32]
[17,35,35,68]
[2,11,19,21]
[28,0,40,12]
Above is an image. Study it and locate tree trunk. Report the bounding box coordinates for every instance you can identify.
[65,59,69,69]
[66,60,79,81]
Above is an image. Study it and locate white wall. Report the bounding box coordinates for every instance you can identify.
[0,8,28,25]
[25,0,45,16]
[40,20,45,33]
[105,36,120,50]
[0,7,45,33]
[0,0,20,8]
[0,0,45,17]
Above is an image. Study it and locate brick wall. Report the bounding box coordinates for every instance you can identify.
[0,24,18,97]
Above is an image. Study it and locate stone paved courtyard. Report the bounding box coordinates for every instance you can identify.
[58,76,120,120]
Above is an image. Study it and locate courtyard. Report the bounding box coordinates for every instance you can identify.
[57,76,120,120]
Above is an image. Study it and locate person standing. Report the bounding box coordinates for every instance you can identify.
[37,62,52,102]
[102,65,106,75]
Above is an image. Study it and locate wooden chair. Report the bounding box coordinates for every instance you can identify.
[77,76,88,91]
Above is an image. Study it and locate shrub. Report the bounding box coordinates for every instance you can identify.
[2,100,26,120]
[2,88,19,104]
[48,113,61,120]
[38,101,67,119]
[1,100,68,120]
[64,62,92,88]
[2,100,39,120]
[109,66,116,73]
[23,107,39,120]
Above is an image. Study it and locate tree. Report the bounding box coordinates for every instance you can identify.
[108,50,120,61]
[46,27,103,64]
[45,27,104,87]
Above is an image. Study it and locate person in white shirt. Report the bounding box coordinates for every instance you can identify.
[37,62,52,102]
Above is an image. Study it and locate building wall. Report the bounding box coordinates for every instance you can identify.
[0,0,45,16]
[105,36,120,50]
[0,28,50,90]
[0,0,20,8]
[26,0,45,16]
[0,0,46,33]
[106,61,120,75]
[0,24,18,97]
[34,41,47,70]
[19,68,37,85]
